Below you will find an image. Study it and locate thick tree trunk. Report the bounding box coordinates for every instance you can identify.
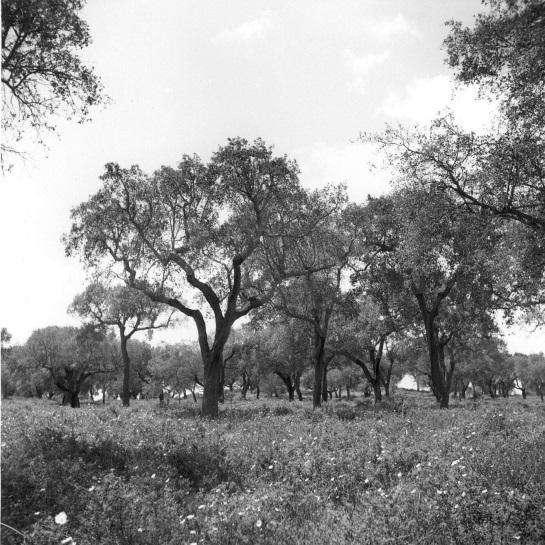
[69,391,80,408]
[218,363,225,403]
[346,385,351,400]
[241,374,249,399]
[256,385,260,399]
[276,373,295,401]
[321,366,329,403]
[202,350,223,417]
[439,389,449,409]
[120,333,131,407]
[294,372,303,401]
[372,382,382,403]
[312,333,327,408]
[422,314,452,408]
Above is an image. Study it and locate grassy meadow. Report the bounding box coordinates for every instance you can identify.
[2,392,545,544]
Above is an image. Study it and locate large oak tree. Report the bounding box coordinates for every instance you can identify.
[66,138,321,416]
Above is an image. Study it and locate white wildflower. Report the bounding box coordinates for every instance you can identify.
[256,519,262,528]
[55,512,68,525]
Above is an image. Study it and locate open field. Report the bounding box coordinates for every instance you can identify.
[2,392,545,545]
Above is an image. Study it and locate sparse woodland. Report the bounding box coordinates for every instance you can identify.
[2,1,545,544]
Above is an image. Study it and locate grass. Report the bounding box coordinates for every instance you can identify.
[2,392,545,544]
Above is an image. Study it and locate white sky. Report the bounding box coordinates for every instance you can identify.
[1,0,543,352]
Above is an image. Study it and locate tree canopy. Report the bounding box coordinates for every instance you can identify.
[1,0,104,161]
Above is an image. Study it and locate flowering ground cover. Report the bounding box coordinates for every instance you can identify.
[2,393,544,544]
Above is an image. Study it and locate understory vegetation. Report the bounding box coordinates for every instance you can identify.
[2,393,544,545]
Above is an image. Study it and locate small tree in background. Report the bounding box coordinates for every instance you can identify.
[70,282,172,406]
[25,325,116,407]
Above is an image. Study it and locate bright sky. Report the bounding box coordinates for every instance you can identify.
[1,0,543,351]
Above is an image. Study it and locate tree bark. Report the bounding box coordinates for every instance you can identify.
[312,332,327,408]
[120,331,131,407]
[276,372,295,401]
[321,364,329,403]
[202,350,223,417]
[69,391,80,408]
[218,363,225,403]
[372,382,382,402]
[294,372,303,401]
[422,313,453,408]
[241,372,250,399]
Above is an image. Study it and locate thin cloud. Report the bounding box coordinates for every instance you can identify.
[343,49,390,92]
[212,12,273,45]
[296,141,393,201]
[380,74,498,132]
[368,13,421,41]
